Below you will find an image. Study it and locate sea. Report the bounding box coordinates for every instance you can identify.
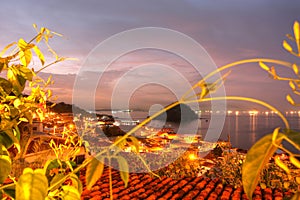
[98,110,300,150]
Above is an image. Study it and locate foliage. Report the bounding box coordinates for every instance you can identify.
[153,152,207,178]
[260,158,300,192]
[242,21,300,199]
[1,21,300,200]
[207,150,245,188]
[206,149,300,192]
[0,25,82,200]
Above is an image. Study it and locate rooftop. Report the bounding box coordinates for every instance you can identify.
[80,168,294,200]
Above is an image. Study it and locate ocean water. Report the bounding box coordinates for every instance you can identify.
[100,111,300,150]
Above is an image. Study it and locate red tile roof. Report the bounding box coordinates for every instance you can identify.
[80,168,294,200]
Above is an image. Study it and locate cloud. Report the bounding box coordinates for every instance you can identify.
[1,0,299,111]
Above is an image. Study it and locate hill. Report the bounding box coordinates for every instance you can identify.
[154,103,198,123]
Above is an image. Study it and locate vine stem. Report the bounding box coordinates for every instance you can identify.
[0,183,15,191]
[110,101,181,149]
[181,58,293,100]
[48,101,182,192]
[48,58,293,192]
[108,156,113,200]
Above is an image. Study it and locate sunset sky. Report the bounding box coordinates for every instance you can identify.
[1,0,300,111]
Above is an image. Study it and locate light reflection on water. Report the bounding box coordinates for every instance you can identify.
[218,114,300,150]
[99,111,300,150]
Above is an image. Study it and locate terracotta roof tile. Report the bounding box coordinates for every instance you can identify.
[78,168,294,200]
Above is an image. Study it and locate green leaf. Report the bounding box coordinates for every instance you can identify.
[86,157,104,190]
[0,60,5,72]
[7,67,23,94]
[3,184,16,199]
[0,131,14,149]
[44,159,60,179]
[115,155,129,188]
[60,185,80,200]
[242,133,284,200]
[16,168,48,200]
[1,129,20,150]
[283,129,300,149]
[0,154,11,184]
[0,77,12,95]
[19,65,34,81]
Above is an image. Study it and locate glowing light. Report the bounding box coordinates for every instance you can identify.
[113,121,120,126]
[188,153,197,161]
[227,110,232,114]
[265,111,269,115]
[249,110,258,116]
[53,125,57,134]
[235,111,239,116]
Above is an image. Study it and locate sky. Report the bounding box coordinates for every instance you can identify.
[1,0,300,112]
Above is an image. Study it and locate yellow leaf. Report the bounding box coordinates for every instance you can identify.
[286,94,295,105]
[19,118,28,122]
[283,40,293,52]
[16,168,48,200]
[115,156,129,188]
[260,183,266,189]
[272,127,280,142]
[13,99,22,108]
[50,173,65,191]
[0,42,16,57]
[294,21,300,42]
[289,156,300,168]
[286,33,295,41]
[47,89,52,98]
[70,174,83,194]
[242,133,284,199]
[60,185,80,200]
[289,81,296,91]
[270,67,278,79]
[0,154,11,184]
[274,155,290,174]
[259,62,270,71]
[18,38,27,50]
[292,64,299,75]
[32,45,45,65]
[86,157,104,190]
[19,49,32,67]
[52,31,63,37]
[199,86,209,99]
[284,182,290,189]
